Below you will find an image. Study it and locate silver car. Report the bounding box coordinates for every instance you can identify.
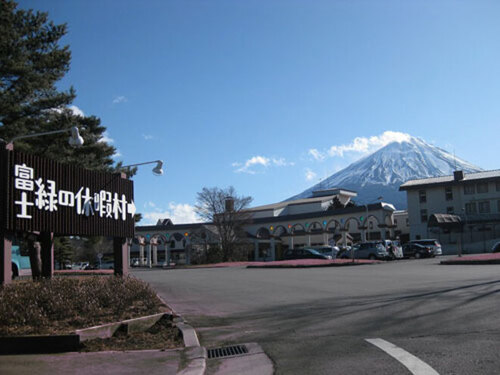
[341,242,390,260]
[410,239,442,256]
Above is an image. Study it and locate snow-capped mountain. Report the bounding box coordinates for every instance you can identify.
[290,137,483,208]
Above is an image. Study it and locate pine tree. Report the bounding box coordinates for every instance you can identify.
[0,0,116,171]
[54,236,73,270]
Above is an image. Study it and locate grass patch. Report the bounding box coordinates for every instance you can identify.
[0,276,164,336]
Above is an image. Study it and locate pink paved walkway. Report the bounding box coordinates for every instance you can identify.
[441,252,500,265]
[186,258,379,269]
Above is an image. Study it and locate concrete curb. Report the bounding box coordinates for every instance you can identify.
[0,334,80,354]
[178,346,207,375]
[247,261,379,269]
[154,289,206,374]
[174,317,206,375]
[76,312,167,341]
[440,259,500,265]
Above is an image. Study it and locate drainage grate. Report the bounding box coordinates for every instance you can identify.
[207,344,249,359]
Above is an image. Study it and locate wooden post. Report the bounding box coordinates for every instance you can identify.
[40,232,54,279]
[114,237,128,276]
[0,232,13,285]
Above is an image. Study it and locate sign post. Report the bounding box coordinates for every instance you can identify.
[0,149,135,284]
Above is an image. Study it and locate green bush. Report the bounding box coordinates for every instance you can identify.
[0,276,162,336]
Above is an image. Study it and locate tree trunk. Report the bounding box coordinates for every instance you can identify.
[29,239,42,280]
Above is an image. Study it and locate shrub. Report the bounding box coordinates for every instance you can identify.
[0,276,162,336]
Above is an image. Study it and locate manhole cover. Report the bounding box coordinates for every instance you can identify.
[207,344,249,359]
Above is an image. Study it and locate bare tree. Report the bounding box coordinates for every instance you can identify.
[195,186,253,262]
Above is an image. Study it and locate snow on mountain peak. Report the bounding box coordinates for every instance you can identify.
[291,136,483,208]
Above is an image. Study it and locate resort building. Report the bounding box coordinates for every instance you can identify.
[400,170,500,253]
[134,188,408,264]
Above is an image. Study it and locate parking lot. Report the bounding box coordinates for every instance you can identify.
[134,257,500,374]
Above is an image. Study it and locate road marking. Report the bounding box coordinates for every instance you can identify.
[365,338,440,375]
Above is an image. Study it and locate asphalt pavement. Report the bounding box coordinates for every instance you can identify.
[133,257,500,374]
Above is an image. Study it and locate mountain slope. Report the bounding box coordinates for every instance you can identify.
[290,137,482,208]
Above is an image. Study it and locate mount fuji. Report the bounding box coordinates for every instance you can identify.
[290,136,483,208]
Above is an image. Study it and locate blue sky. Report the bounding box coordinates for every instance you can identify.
[19,0,500,224]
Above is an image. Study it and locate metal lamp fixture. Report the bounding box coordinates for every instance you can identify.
[68,126,84,147]
[152,160,164,176]
[4,126,84,147]
[122,160,164,176]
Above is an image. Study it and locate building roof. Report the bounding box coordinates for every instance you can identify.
[399,169,500,191]
[246,195,333,212]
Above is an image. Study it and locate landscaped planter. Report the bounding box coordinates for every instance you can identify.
[0,312,175,354]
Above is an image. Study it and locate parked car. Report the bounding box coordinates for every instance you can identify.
[11,245,31,279]
[492,242,500,253]
[98,260,114,269]
[283,248,332,260]
[313,246,339,259]
[130,257,148,267]
[72,262,89,270]
[340,242,390,260]
[402,243,434,259]
[410,239,442,256]
[382,240,404,259]
[336,246,351,259]
[85,260,114,270]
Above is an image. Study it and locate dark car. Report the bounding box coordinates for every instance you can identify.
[402,243,434,259]
[410,239,442,256]
[492,242,500,253]
[283,248,332,260]
[313,246,339,259]
[340,242,390,260]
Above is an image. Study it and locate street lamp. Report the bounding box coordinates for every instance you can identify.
[353,196,383,263]
[363,196,383,242]
[1,126,84,147]
[122,160,164,176]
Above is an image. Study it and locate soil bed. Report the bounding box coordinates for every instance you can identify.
[81,316,183,352]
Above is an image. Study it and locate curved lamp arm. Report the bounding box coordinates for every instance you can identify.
[7,126,84,147]
[122,160,164,176]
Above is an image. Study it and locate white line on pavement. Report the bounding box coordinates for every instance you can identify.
[365,338,440,375]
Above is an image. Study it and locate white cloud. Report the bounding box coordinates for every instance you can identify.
[112,149,122,159]
[143,134,153,141]
[310,131,412,159]
[234,155,294,174]
[68,105,84,117]
[142,202,200,225]
[49,105,84,117]
[305,168,317,181]
[112,96,128,104]
[272,158,295,167]
[308,148,325,161]
[100,131,114,144]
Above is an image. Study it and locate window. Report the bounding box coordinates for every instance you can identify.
[464,184,475,195]
[394,219,398,225]
[420,209,428,223]
[446,206,454,214]
[477,182,489,193]
[465,202,477,215]
[406,218,409,226]
[445,187,453,201]
[498,200,500,213]
[497,181,500,192]
[478,201,490,214]
[419,190,427,203]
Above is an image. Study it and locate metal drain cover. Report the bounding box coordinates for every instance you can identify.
[207,344,249,359]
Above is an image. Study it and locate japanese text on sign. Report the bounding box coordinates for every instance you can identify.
[13,163,136,220]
